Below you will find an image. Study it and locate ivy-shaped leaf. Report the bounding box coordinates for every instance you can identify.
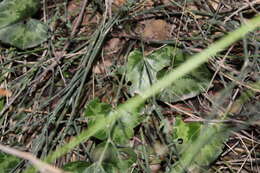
[0,0,48,49]
[85,98,142,144]
[116,147,137,170]
[85,98,112,117]
[173,117,201,153]
[91,142,137,173]
[126,46,173,95]
[126,46,212,102]
[172,117,229,171]
[0,0,40,28]
[0,19,48,49]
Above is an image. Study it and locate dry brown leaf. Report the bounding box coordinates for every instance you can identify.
[141,19,171,40]
[93,38,122,74]
[104,38,121,52]
[93,60,113,74]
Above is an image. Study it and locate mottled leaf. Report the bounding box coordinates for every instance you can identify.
[126,46,173,95]
[91,142,118,164]
[0,0,40,28]
[91,142,137,172]
[85,98,112,117]
[157,63,213,102]
[0,18,48,49]
[85,99,142,143]
[173,117,201,153]
[126,46,212,102]
[172,117,229,171]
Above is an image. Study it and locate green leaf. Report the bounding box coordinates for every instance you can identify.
[173,117,201,153]
[0,152,21,172]
[85,99,112,140]
[117,147,137,170]
[85,99,142,143]
[83,163,107,173]
[126,46,212,102]
[63,161,91,173]
[85,98,112,117]
[0,18,48,49]
[91,142,137,172]
[112,108,141,144]
[158,64,212,102]
[172,117,228,171]
[126,46,172,95]
[0,0,40,28]
[91,142,118,164]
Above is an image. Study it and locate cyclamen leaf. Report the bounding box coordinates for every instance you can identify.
[172,117,229,171]
[173,117,201,153]
[0,0,40,28]
[85,99,142,143]
[0,19,48,49]
[126,46,173,95]
[126,46,212,102]
[161,61,212,102]
[91,142,137,172]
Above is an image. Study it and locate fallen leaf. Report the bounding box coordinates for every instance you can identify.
[92,60,112,74]
[93,38,123,74]
[139,19,171,40]
[104,38,121,52]
[126,46,213,102]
